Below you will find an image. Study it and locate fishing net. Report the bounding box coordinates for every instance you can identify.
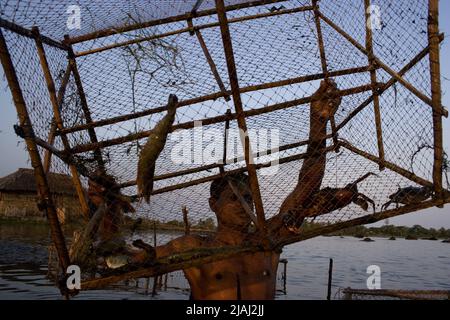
[1,0,448,293]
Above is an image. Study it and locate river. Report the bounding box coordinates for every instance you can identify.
[0,223,449,300]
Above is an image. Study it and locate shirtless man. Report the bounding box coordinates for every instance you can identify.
[149,79,342,299]
[90,79,341,299]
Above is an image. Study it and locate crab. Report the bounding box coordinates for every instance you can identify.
[283,173,377,233]
[381,186,433,211]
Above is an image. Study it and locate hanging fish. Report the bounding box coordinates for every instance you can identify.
[137,94,178,203]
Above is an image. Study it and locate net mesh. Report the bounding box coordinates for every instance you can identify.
[1,0,447,281]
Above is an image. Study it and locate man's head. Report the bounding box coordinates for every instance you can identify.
[209,173,253,229]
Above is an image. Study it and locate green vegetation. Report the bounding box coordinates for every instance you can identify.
[127,217,216,233]
[328,223,450,240]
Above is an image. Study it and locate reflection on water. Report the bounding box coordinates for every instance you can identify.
[0,222,449,300]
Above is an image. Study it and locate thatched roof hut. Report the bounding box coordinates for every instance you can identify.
[0,168,82,223]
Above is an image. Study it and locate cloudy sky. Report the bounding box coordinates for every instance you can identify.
[1,1,449,228]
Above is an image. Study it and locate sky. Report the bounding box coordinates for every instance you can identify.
[0,1,449,228]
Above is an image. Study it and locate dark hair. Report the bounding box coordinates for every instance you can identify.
[210,173,250,200]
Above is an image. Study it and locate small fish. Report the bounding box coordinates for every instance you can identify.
[137,94,178,203]
[105,255,130,269]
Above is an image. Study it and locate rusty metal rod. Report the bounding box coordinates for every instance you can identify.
[0,29,71,274]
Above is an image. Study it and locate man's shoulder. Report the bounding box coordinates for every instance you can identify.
[168,234,207,250]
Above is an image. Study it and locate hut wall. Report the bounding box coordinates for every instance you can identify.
[0,191,82,223]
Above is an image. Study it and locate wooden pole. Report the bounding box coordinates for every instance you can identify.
[69,83,377,154]
[33,27,90,220]
[219,0,283,234]
[428,0,444,205]
[143,145,336,196]
[337,35,445,132]
[64,35,106,173]
[312,0,339,152]
[43,64,72,173]
[59,65,372,135]
[220,109,232,173]
[318,11,448,118]
[364,0,385,170]
[195,29,231,101]
[182,206,191,235]
[117,136,331,189]
[75,5,314,57]
[68,0,290,44]
[277,197,450,249]
[0,29,71,274]
[81,246,260,290]
[340,140,437,189]
[327,258,333,300]
[0,18,68,50]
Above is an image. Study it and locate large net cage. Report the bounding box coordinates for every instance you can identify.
[0,0,448,294]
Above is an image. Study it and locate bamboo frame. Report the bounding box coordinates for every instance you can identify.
[43,64,72,173]
[65,36,106,173]
[59,65,372,136]
[33,27,90,220]
[0,29,71,275]
[336,35,445,132]
[117,136,321,189]
[278,197,450,248]
[194,29,230,101]
[69,83,378,154]
[318,11,448,118]
[68,0,290,44]
[75,5,314,58]
[1,0,447,295]
[340,140,435,189]
[216,0,266,234]
[364,0,385,170]
[145,145,337,196]
[0,18,67,50]
[428,0,444,205]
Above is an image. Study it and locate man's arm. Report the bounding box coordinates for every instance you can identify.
[155,234,205,259]
[268,80,342,238]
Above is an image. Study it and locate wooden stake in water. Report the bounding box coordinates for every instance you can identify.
[327,258,333,300]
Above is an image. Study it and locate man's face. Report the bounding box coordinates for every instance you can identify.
[209,181,253,229]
